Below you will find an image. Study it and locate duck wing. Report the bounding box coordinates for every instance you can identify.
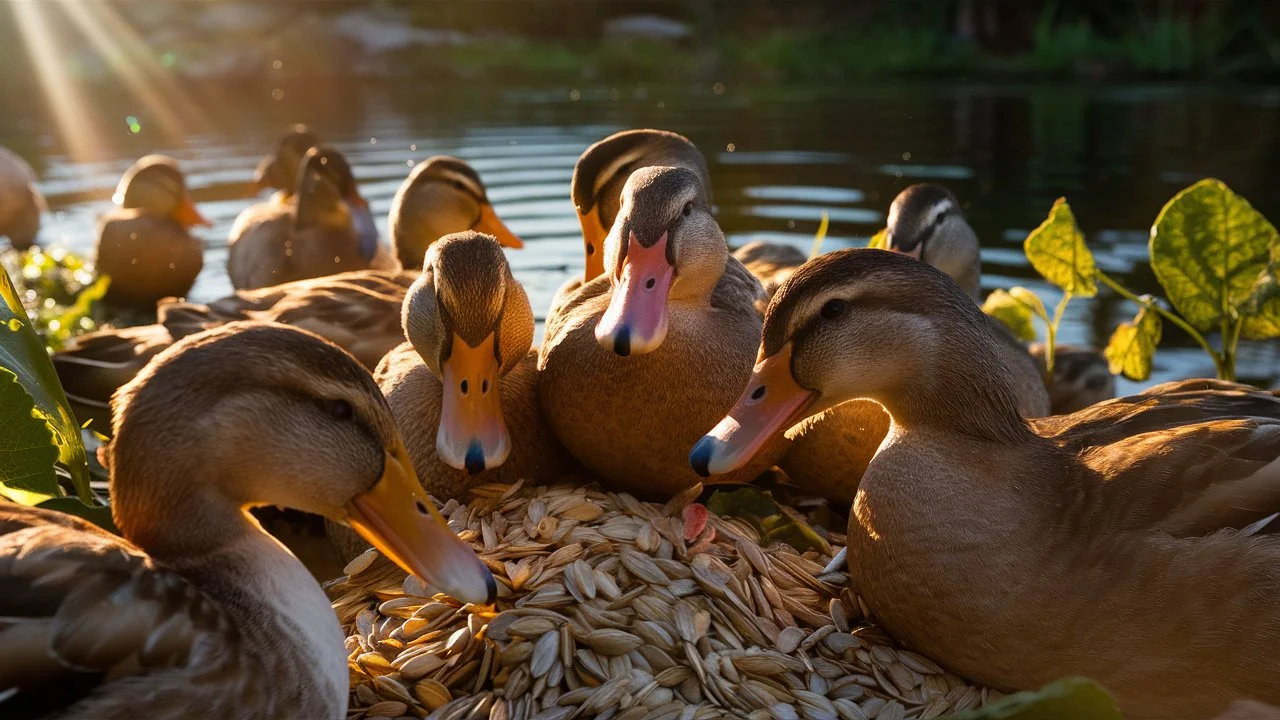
[1036,380,1280,536]
[0,505,261,719]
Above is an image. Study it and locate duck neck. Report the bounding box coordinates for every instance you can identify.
[882,325,1035,445]
[120,480,348,713]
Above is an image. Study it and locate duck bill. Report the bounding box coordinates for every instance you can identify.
[346,443,496,605]
[690,344,815,477]
[248,157,273,197]
[577,207,607,282]
[436,332,511,475]
[172,192,212,228]
[473,204,524,249]
[594,231,675,357]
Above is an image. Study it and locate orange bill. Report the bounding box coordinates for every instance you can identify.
[172,191,212,228]
[473,204,523,249]
[577,207,608,282]
[436,332,511,475]
[346,442,496,605]
[690,344,816,477]
[594,231,675,357]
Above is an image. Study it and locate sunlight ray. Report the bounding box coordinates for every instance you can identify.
[11,0,103,163]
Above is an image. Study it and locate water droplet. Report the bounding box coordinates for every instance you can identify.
[726,143,736,152]
[272,59,283,70]
[370,137,377,144]
[902,151,912,161]
[410,144,417,151]
[271,88,284,101]
[657,101,665,109]
[569,89,581,101]
[407,160,415,167]
[712,82,725,95]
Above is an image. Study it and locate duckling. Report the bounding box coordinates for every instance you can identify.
[95,155,209,310]
[229,146,382,290]
[0,322,494,719]
[389,156,522,271]
[375,231,571,500]
[53,270,416,432]
[248,123,319,201]
[692,248,1280,720]
[538,166,784,496]
[0,145,45,250]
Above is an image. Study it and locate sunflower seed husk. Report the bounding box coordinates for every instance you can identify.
[336,482,988,719]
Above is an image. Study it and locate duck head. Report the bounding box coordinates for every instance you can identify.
[691,249,1017,476]
[114,154,210,229]
[108,322,496,605]
[400,156,523,251]
[883,184,981,302]
[572,129,711,283]
[402,231,534,475]
[249,123,319,197]
[594,165,723,357]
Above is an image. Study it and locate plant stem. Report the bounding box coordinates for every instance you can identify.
[1043,292,1072,382]
[1222,315,1243,382]
[1096,271,1226,377]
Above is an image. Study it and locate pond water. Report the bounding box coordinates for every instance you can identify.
[3,80,1279,393]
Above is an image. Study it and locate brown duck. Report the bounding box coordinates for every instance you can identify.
[693,248,1280,720]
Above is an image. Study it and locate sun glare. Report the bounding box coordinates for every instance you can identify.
[11,0,101,162]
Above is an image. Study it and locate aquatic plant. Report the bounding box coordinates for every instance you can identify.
[0,246,110,351]
[0,261,114,530]
[984,179,1280,382]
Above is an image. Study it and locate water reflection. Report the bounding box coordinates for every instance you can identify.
[2,80,1277,392]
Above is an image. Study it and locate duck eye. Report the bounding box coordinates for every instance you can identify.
[820,299,846,320]
[933,211,947,227]
[682,202,694,217]
[328,399,354,421]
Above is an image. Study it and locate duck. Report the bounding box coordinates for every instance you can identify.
[732,240,808,310]
[538,165,785,496]
[53,270,416,432]
[248,123,319,201]
[0,145,45,250]
[389,156,523,271]
[0,322,495,719]
[229,145,393,290]
[550,129,712,318]
[765,185,1050,502]
[691,248,1280,720]
[375,231,572,500]
[95,155,209,310]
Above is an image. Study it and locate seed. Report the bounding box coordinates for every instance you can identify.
[775,627,804,654]
[579,628,644,656]
[343,548,379,576]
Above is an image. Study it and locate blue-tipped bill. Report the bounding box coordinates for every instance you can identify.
[436,332,511,475]
[690,343,815,476]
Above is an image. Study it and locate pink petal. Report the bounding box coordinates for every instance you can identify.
[683,503,709,542]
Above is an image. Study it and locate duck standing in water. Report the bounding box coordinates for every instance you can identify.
[95,155,209,310]
[692,249,1280,720]
[248,123,319,201]
[539,166,785,495]
[0,145,45,250]
[389,156,523,271]
[229,146,385,289]
[0,322,494,718]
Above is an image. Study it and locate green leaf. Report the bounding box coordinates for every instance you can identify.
[1104,305,1163,381]
[0,367,60,504]
[867,228,889,250]
[706,486,828,553]
[1241,264,1280,340]
[1150,178,1279,335]
[982,289,1038,342]
[939,677,1123,720]
[0,264,92,499]
[36,497,118,534]
[1024,198,1098,297]
[809,211,829,259]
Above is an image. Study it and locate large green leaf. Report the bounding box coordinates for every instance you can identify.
[0,265,91,499]
[982,288,1039,342]
[0,367,60,504]
[1150,178,1279,337]
[1024,199,1098,297]
[940,677,1123,720]
[1104,306,1163,381]
[1241,264,1280,339]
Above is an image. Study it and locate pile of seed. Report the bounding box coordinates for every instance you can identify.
[330,481,996,720]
